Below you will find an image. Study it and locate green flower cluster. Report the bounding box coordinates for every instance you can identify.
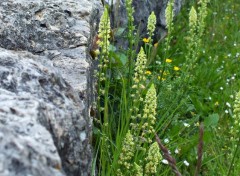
[186,6,198,70]
[165,0,174,33]
[133,163,143,176]
[133,47,147,87]
[198,0,210,38]
[189,7,198,30]
[185,0,209,71]
[118,131,135,175]
[141,84,157,143]
[126,0,135,49]
[145,142,162,175]
[231,91,240,142]
[147,11,156,42]
[131,47,147,120]
[126,0,134,28]
[97,7,111,64]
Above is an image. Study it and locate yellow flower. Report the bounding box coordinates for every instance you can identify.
[173,66,180,71]
[195,122,200,127]
[159,70,168,75]
[143,38,150,43]
[158,76,166,81]
[145,70,152,75]
[154,42,158,47]
[215,101,219,106]
[165,58,172,63]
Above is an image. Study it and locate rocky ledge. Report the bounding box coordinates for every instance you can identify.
[0,0,102,175]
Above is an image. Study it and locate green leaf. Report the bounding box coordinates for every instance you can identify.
[118,53,127,65]
[93,126,101,135]
[204,113,219,127]
[114,27,125,37]
[109,44,116,52]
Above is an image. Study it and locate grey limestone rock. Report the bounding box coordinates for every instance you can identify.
[0,48,90,175]
[107,0,182,47]
[0,0,103,175]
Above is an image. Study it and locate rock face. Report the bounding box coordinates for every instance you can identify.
[109,0,182,47]
[0,0,102,176]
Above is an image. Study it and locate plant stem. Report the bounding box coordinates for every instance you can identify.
[155,134,182,176]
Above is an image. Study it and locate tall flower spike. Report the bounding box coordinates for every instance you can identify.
[131,47,147,120]
[118,131,135,172]
[126,0,134,28]
[186,6,198,67]
[126,0,135,46]
[97,7,111,56]
[141,84,157,143]
[165,0,174,33]
[147,11,156,42]
[198,0,210,38]
[133,47,147,85]
[189,6,197,31]
[145,142,162,175]
[231,91,240,141]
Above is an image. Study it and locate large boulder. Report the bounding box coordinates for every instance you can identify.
[0,0,102,175]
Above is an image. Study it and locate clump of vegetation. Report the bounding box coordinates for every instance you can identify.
[92,0,240,175]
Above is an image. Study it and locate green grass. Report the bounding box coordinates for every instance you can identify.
[93,0,240,175]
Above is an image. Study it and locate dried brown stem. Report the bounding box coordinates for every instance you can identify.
[155,134,182,176]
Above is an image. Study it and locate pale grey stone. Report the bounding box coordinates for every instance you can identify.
[0,0,103,175]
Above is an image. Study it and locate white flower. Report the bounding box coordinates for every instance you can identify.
[225,110,229,114]
[234,43,237,46]
[162,159,169,165]
[226,102,231,108]
[220,87,224,90]
[231,76,235,80]
[183,123,190,127]
[230,95,234,99]
[208,97,212,100]
[174,148,179,154]
[224,36,227,40]
[183,160,189,166]
[164,138,169,144]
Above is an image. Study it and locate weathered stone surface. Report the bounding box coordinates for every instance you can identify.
[0,124,64,176]
[0,0,103,175]
[0,48,90,175]
[0,0,91,53]
[108,0,182,47]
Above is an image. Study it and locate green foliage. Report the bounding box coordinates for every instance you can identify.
[93,0,240,175]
